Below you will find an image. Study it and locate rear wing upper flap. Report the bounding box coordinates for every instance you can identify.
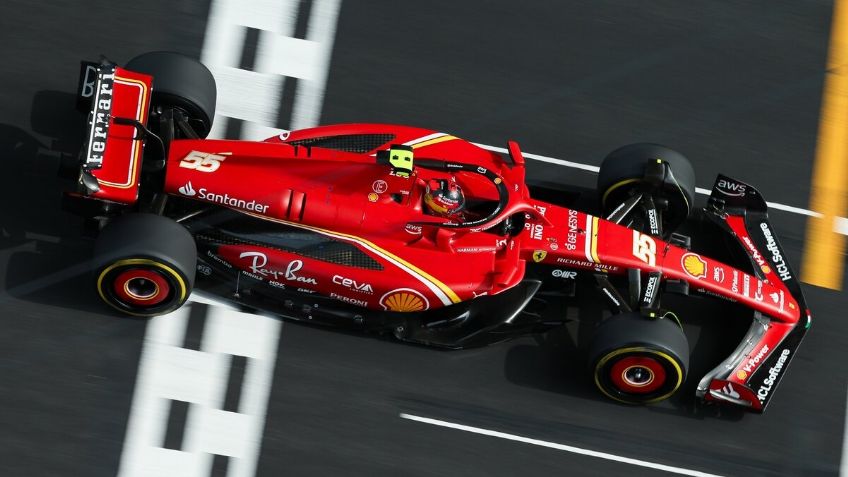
[75,60,153,205]
[699,174,811,411]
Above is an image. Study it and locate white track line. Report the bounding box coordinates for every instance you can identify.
[473,142,602,173]
[400,413,725,477]
[475,143,825,219]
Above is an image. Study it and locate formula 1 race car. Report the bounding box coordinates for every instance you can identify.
[62,52,811,413]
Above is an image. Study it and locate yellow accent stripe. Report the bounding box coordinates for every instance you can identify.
[802,0,848,290]
[601,178,640,207]
[590,216,601,263]
[98,76,150,189]
[411,135,457,149]
[244,212,461,304]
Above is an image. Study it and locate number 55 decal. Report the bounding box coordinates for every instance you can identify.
[632,230,657,266]
[179,151,227,172]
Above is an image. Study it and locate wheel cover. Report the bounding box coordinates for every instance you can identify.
[113,269,170,306]
[594,346,684,404]
[610,356,667,394]
[97,258,188,316]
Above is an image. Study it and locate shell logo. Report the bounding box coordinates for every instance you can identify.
[681,253,707,279]
[736,370,748,380]
[380,288,429,312]
[761,265,772,275]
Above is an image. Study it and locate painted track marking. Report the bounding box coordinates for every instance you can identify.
[400,413,725,477]
[801,0,848,290]
[202,0,341,139]
[118,1,342,475]
[474,142,825,218]
[117,304,280,477]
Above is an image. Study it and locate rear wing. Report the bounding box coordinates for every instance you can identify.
[75,61,153,204]
[696,174,811,412]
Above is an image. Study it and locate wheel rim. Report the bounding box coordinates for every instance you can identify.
[113,269,170,306]
[593,346,685,404]
[126,277,158,299]
[610,356,667,394]
[97,258,189,316]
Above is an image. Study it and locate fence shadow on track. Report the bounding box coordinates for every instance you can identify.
[0,90,111,316]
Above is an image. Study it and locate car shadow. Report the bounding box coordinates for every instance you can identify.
[502,278,751,421]
[0,90,112,316]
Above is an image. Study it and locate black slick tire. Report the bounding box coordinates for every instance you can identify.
[597,143,696,233]
[125,51,217,138]
[93,213,196,317]
[589,312,689,405]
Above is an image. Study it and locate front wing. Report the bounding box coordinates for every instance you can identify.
[696,175,811,412]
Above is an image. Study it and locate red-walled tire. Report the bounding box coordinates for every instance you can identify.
[94,213,196,317]
[589,312,689,404]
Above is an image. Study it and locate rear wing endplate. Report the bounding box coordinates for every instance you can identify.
[76,61,153,205]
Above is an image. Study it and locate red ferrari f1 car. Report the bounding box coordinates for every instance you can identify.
[62,52,810,412]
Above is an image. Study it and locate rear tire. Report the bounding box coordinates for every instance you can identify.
[94,214,196,317]
[597,143,696,234]
[589,312,689,405]
[125,51,217,138]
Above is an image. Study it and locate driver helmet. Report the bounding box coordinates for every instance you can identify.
[424,179,465,217]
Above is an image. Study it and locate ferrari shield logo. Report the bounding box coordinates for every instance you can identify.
[532,250,547,263]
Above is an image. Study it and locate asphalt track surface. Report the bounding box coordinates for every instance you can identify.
[1,1,846,476]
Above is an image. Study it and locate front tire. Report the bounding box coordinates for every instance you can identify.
[597,143,696,234]
[589,312,689,405]
[94,214,196,317]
